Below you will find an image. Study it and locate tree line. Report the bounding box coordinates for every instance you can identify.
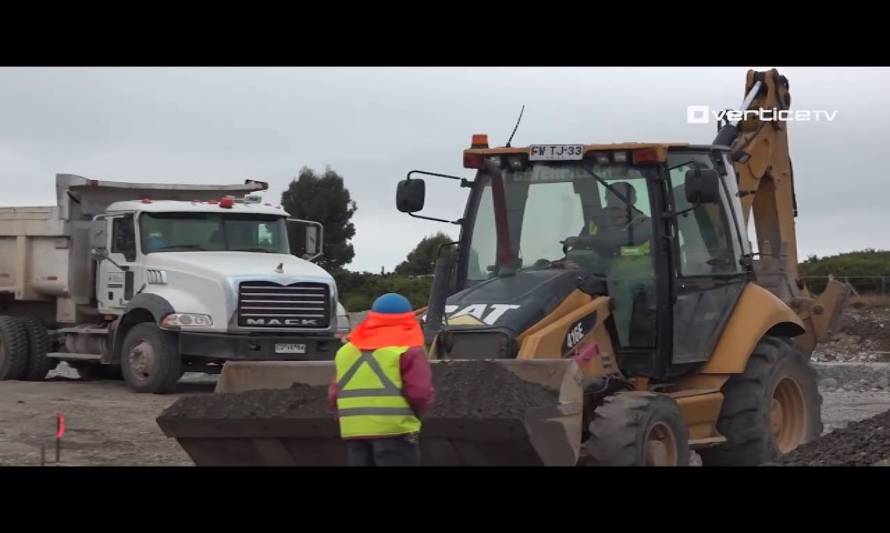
[800,249,890,293]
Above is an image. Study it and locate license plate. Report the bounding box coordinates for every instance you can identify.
[275,343,306,354]
[529,144,584,161]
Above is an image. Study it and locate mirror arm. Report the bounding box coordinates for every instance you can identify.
[92,249,129,271]
[407,170,473,188]
[401,170,472,224]
[408,213,463,225]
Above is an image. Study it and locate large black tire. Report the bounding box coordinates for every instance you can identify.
[698,336,822,466]
[0,316,28,380]
[17,317,54,381]
[120,323,182,394]
[70,362,123,381]
[583,391,690,466]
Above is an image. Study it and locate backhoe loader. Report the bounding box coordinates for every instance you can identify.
[158,69,849,466]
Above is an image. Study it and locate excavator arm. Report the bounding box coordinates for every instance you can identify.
[714,69,850,352]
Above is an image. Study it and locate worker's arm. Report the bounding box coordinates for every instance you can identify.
[400,347,435,417]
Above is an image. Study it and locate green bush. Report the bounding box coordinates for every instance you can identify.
[800,249,890,293]
[334,270,434,312]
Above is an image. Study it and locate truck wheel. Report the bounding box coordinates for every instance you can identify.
[18,317,53,381]
[583,391,689,466]
[120,323,182,394]
[0,316,28,380]
[698,336,822,466]
[70,362,123,381]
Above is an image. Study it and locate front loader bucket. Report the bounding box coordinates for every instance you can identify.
[157,359,584,466]
[420,360,584,466]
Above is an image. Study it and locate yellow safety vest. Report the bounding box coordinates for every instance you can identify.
[334,342,421,439]
[588,220,652,257]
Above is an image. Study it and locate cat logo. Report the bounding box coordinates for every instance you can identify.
[441,304,520,326]
[447,314,486,326]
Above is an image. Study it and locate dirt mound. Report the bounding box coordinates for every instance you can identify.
[428,361,559,419]
[813,306,890,363]
[775,408,890,466]
[160,361,559,422]
[160,383,330,420]
[839,308,890,347]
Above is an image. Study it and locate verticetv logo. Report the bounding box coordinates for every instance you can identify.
[687,105,838,124]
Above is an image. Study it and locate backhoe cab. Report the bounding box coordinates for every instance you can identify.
[400,141,768,379]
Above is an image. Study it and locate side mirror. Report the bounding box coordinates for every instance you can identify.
[287,218,324,261]
[90,247,109,261]
[685,168,721,204]
[90,218,107,250]
[396,179,426,213]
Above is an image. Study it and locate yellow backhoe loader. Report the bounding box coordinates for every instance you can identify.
[158,69,849,466]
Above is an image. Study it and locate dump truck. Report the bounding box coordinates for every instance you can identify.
[158,69,849,465]
[0,174,350,393]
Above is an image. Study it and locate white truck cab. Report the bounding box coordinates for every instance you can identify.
[0,174,349,393]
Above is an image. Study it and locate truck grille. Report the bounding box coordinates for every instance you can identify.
[237,281,330,329]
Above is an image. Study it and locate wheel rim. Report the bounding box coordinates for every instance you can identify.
[645,422,679,466]
[127,339,156,382]
[771,376,807,454]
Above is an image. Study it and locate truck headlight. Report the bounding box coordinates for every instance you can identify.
[336,313,351,334]
[161,313,213,328]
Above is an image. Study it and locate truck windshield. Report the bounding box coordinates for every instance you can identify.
[140,213,289,254]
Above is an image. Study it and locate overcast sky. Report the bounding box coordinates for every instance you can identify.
[0,67,886,271]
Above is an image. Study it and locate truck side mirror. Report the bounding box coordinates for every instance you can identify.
[90,247,109,261]
[396,179,425,213]
[685,168,721,204]
[90,218,107,250]
[287,218,324,261]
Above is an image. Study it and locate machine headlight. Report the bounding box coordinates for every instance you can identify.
[161,313,213,328]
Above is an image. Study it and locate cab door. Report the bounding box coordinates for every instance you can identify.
[97,213,140,313]
[668,152,750,364]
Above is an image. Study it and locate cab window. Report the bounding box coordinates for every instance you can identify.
[111,215,136,262]
[668,155,744,276]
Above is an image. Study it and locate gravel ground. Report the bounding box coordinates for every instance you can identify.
[777,407,890,466]
[2,359,890,466]
[0,363,215,467]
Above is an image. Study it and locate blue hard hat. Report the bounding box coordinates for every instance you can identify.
[371,293,413,314]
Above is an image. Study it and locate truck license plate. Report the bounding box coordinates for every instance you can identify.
[275,343,307,354]
[529,144,584,161]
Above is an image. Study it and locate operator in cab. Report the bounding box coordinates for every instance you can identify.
[581,182,652,257]
[565,181,656,347]
[328,293,435,466]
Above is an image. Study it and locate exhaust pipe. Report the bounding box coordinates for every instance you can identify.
[424,244,456,345]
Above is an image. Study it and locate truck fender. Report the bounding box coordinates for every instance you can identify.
[106,294,175,364]
[699,284,806,375]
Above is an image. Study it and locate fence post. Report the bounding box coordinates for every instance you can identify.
[883,276,886,296]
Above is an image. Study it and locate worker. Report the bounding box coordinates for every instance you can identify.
[569,182,656,347]
[327,293,435,466]
[586,182,652,257]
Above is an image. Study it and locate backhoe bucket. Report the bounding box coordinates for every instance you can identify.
[157,359,584,466]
